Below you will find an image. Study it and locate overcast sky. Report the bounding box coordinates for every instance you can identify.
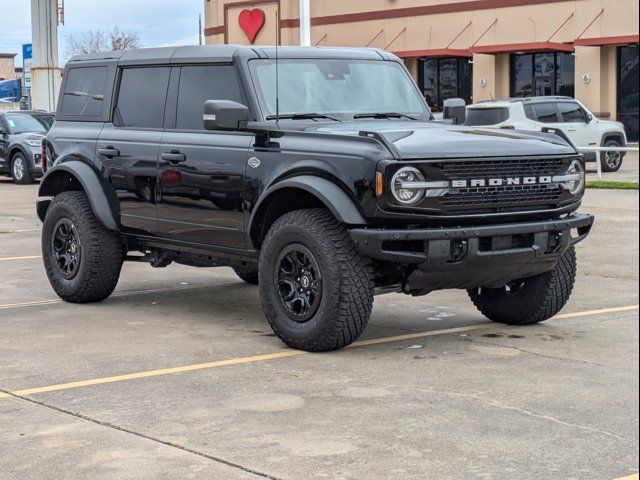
[0,0,203,67]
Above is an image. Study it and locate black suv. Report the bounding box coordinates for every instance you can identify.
[39,46,593,351]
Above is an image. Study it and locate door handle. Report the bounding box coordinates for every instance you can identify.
[98,147,120,158]
[161,151,187,164]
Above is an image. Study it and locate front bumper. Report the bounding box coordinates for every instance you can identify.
[350,213,594,293]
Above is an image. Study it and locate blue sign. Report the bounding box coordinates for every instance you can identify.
[22,43,32,60]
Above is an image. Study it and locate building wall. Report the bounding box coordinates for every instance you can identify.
[0,56,17,81]
[205,0,639,120]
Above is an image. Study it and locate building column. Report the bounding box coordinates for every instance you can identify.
[472,54,496,102]
[575,46,603,115]
[404,58,419,82]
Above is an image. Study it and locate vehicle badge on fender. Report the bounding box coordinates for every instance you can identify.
[248,157,261,169]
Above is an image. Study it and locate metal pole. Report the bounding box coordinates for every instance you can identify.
[299,0,311,47]
[30,0,62,112]
[199,14,203,45]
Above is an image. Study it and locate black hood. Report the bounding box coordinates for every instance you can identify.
[297,120,577,159]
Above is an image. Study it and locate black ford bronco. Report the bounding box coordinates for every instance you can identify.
[38,45,593,351]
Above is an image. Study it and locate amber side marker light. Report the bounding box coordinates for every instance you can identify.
[376,171,384,197]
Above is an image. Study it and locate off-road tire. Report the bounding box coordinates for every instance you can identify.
[468,246,577,325]
[600,139,623,173]
[259,209,374,352]
[11,152,34,185]
[42,191,125,303]
[234,267,259,285]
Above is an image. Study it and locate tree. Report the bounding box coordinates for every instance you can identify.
[66,27,140,57]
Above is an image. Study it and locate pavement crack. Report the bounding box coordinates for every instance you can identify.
[473,339,634,372]
[371,381,629,442]
[0,387,282,480]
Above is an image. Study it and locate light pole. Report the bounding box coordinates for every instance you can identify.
[299,0,311,46]
[30,0,62,112]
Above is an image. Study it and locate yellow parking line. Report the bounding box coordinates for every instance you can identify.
[555,305,639,318]
[614,474,639,480]
[0,304,636,400]
[0,284,229,310]
[0,255,41,262]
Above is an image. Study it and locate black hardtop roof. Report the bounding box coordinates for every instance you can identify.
[66,45,395,65]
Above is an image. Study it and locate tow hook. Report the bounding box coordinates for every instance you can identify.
[450,239,468,263]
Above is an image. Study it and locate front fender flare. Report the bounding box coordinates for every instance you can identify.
[38,160,119,231]
[249,175,366,235]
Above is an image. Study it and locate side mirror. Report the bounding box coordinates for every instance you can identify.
[586,113,594,124]
[443,98,467,125]
[203,100,250,131]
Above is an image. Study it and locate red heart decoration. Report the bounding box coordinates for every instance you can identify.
[239,9,266,44]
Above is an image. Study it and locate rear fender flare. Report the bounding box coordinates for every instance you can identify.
[37,160,119,231]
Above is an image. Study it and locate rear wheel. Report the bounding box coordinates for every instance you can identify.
[468,247,577,325]
[259,209,374,352]
[600,139,623,172]
[11,152,34,185]
[42,191,125,303]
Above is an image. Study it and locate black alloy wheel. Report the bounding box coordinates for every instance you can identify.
[275,244,323,322]
[51,218,82,279]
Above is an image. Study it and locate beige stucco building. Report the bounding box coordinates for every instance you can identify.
[0,53,18,81]
[205,0,639,140]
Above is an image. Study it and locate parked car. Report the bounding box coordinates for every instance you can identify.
[38,46,593,352]
[465,97,628,172]
[0,110,55,184]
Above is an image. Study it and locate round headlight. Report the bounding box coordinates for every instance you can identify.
[567,159,585,194]
[391,167,426,205]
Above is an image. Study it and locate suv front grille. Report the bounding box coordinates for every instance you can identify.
[441,157,566,180]
[440,184,564,209]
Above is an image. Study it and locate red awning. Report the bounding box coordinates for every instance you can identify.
[574,35,639,47]
[469,42,574,54]
[394,48,472,59]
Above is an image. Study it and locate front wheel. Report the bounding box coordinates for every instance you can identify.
[600,139,623,172]
[259,209,374,352]
[11,152,34,185]
[42,191,125,303]
[468,247,577,325]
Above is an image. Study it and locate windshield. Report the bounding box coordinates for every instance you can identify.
[5,113,54,134]
[465,107,510,126]
[249,59,430,121]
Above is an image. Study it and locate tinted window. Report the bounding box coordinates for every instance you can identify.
[5,113,48,134]
[418,57,472,111]
[62,67,107,117]
[116,67,170,128]
[557,102,587,123]
[618,45,639,141]
[532,103,559,123]
[524,104,535,120]
[176,65,244,130]
[465,108,509,126]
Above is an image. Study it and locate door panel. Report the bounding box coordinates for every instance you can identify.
[98,125,161,234]
[157,131,252,248]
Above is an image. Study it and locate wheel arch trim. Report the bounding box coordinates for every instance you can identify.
[249,175,367,248]
[37,160,119,231]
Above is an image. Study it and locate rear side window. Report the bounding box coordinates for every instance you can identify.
[532,103,559,123]
[115,67,171,129]
[524,104,535,120]
[175,65,244,130]
[62,67,107,117]
[465,107,509,126]
[557,102,587,123]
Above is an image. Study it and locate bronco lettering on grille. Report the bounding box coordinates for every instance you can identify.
[451,176,554,188]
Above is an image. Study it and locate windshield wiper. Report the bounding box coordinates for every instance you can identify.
[265,113,342,122]
[354,112,418,120]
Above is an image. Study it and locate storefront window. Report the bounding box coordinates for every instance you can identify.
[510,52,574,98]
[418,57,472,111]
[618,45,639,141]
